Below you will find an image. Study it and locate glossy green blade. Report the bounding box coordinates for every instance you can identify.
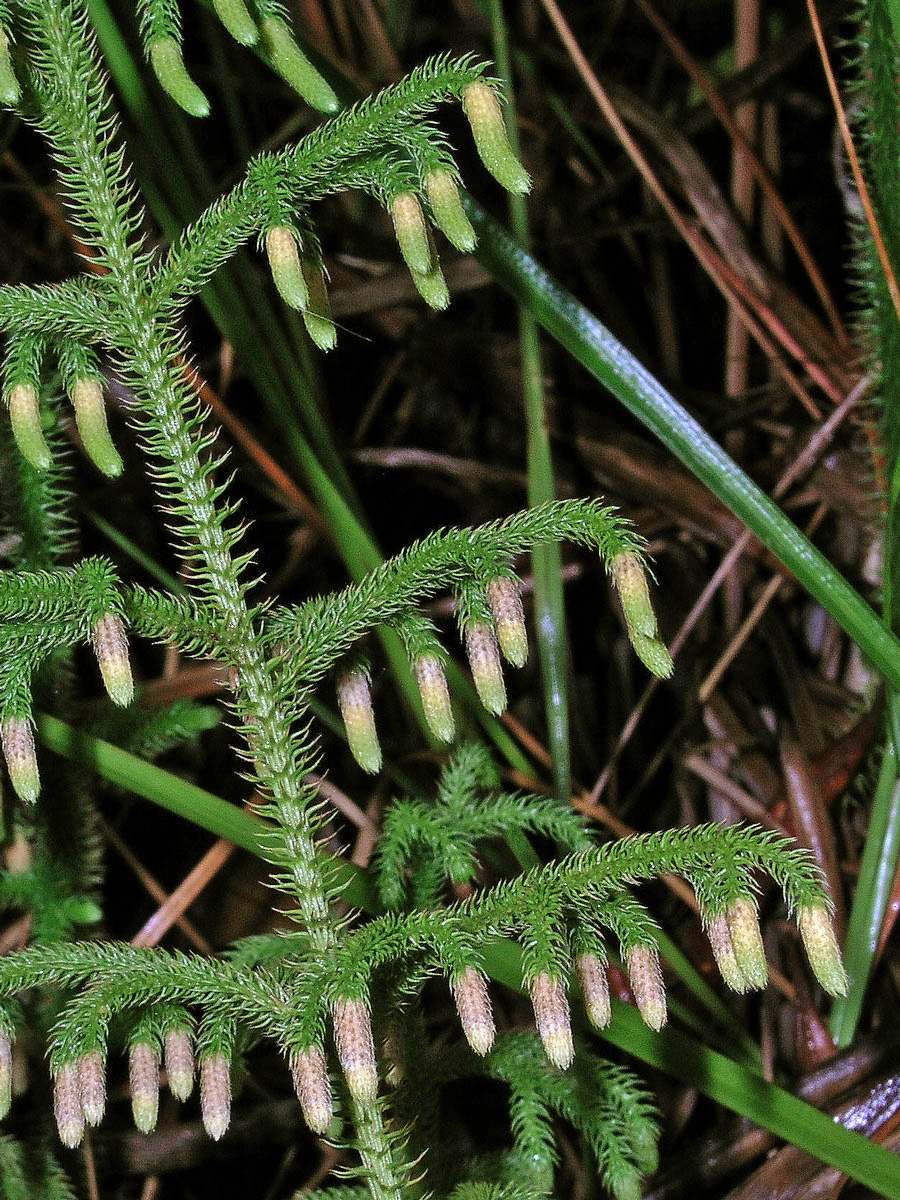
[466,198,900,692]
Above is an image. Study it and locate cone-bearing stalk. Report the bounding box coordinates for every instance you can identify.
[626,945,667,1031]
[201,1053,232,1141]
[799,905,849,996]
[465,620,507,715]
[530,972,574,1069]
[576,952,612,1029]
[452,967,495,1056]
[461,81,531,195]
[414,654,455,743]
[1,716,40,804]
[336,667,382,774]
[333,998,378,1104]
[164,1028,195,1101]
[93,613,134,707]
[291,1046,333,1134]
[54,1063,84,1149]
[78,1049,106,1127]
[487,576,528,668]
[129,1042,159,1134]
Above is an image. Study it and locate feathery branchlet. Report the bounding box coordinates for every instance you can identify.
[200,1053,232,1141]
[333,998,378,1104]
[626,945,667,1031]
[465,621,507,715]
[78,1049,106,1127]
[260,17,339,112]
[0,27,20,106]
[610,551,673,679]
[291,1047,333,1135]
[212,0,258,45]
[266,225,309,312]
[390,192,434,277]
[129,1042,159,1134]
[1,716,40,804]
[798,905,849,996]
[149,38,210,118]
[726,897,768,991]
[576,952,612,1030]
[70,376,122,477]
[336,667,382,774]
[414,654,455,743]
[7,382,51,471]
[93,613,134,707]
[53,1063,84,1149]
[164,1028,195,1101]
[452,967,496,1056]
[530,972,574,1070]
[461,81,531,195]
[425,169,477,253]
[706,911,748,993]
[0,1029,12,1121]
[487,576,528,668]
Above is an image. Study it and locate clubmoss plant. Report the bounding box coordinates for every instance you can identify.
[0,3,848,1197]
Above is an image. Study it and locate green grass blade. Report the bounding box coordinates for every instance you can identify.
[466,198,900,691]
[489,0,571,804]
[830,691,900,1046]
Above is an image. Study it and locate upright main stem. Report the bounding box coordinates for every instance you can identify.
[33,4,402,1192]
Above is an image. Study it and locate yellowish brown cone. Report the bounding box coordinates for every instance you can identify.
[200,1053,232,1141]
[291,1047,333,1134]
[530,972,574,1069]
[452,967,496,1056]
[626,945,667,1031]
[333,998,378,1104]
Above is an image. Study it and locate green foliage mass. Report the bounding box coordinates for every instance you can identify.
[0,3,849,1198]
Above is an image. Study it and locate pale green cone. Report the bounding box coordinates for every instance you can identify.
[487,576,528,668]
[414,654,455,743]
[1,716,40,804]
[799,905,849,996]
[336,668,382,774]
[149,38,209,117]
[164,1028,195,1101]
[0,28,20,106]
[212,0,258,45]
[53,1064,84,1149]
[425,169,477,252]
[391,192,434,276]
[452,967,495,1056]
[726,897,768,991]
[93,613,134,707]
[78,1049,106,1126]
[465,621,507,715]
[333,998,378,1104]
[261,18,338,113]
[461,81,531,195]
[266,225,310,311]
[7,382,51,471]
[70,377,123,477]
[300,258,337,350]
[576,952,611,1030]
